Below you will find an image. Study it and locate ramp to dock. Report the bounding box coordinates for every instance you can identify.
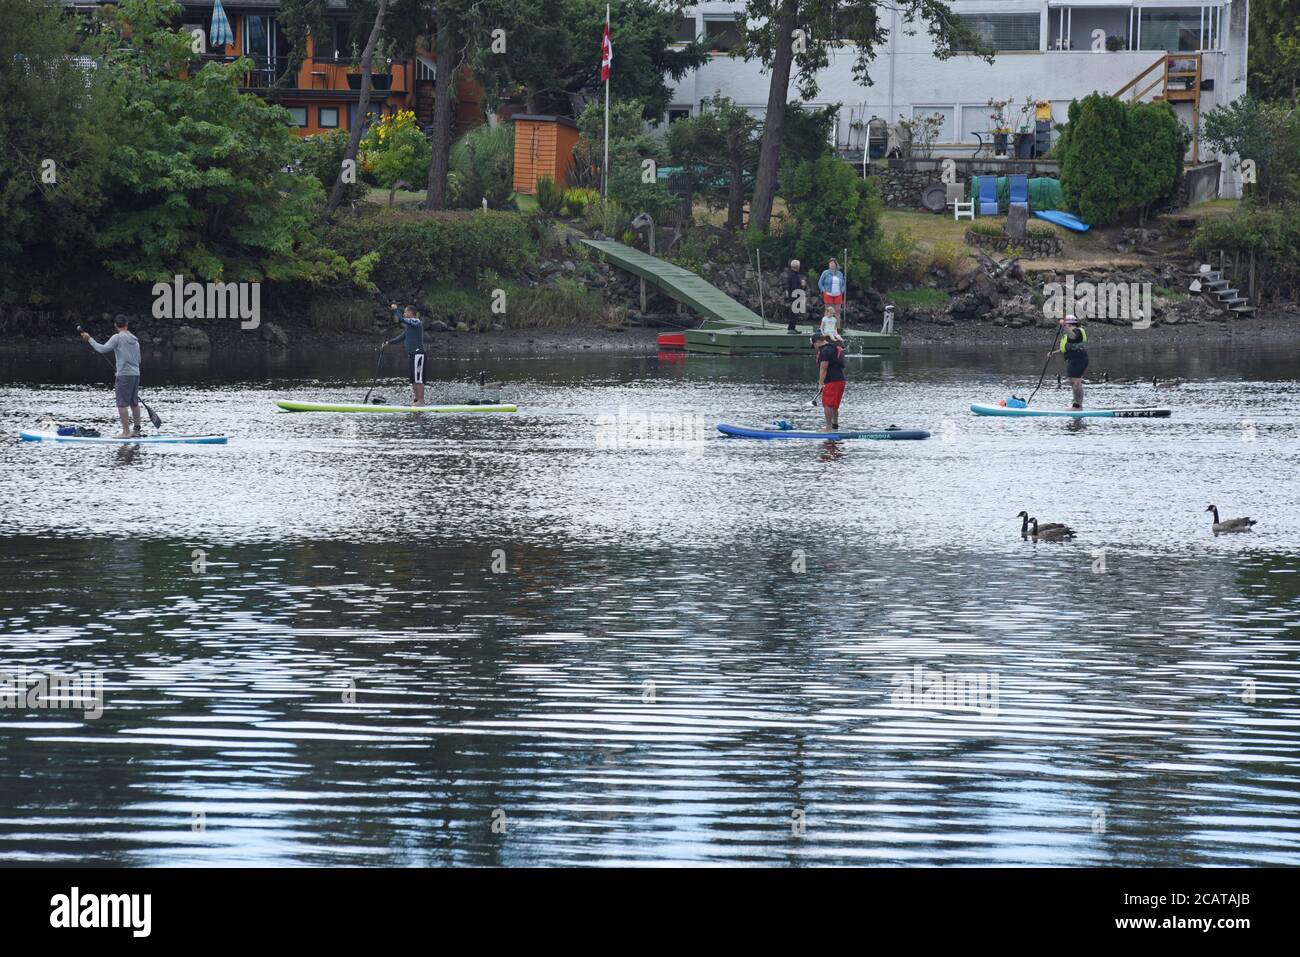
[581,239,766,328]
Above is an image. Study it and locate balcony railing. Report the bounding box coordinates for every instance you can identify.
[196,53,410,94]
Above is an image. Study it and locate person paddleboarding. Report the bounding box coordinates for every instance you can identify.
[81,315,142,438]
[1052,314,1089,409]
[812,330,847,431]
[385,302,426,406]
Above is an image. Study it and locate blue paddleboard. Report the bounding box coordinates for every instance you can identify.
[1034,210,1090,232]
[718,424,931,440]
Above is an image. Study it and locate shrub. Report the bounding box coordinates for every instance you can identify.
[876,230,930,284]
[583,198,630,236]
[423,282,492,329]
[779,155,883,288]
[1026,223,1057,240]
[1059,93,1186,226]
[360,109,431,189]
[929,241,965,272]
[450,124,515,210]
[297,129,370,200]
[536,176,565,217]
[667,232,713,273]
[328,209,537,290]
[503,278,608,328]
[562,187,600,217]
[1193,204,1300,298]
[969,221,1005,237]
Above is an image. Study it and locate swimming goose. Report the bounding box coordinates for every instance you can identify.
[1206,505,1256,533]
[477,371,506,390]
[1017,511,1072,537]
[1030,518,1075,540]
[1152,376,1183,388]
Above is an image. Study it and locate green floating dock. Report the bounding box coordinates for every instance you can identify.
[582,237,901,355]
[683,326,900,356]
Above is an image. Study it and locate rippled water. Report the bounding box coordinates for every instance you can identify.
[1,341,1298,865]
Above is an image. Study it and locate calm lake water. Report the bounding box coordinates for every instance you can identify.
[1,339,1298,866]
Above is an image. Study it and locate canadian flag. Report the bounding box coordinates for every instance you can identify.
[600,23,613,82]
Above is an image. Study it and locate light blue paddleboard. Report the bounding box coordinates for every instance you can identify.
[970,404,1170,419]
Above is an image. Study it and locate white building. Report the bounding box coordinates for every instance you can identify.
[663,1,1249,196]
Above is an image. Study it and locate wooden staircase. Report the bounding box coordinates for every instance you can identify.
[1113,53,1203,162]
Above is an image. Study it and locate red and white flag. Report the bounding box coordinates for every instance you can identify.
[600,23,613,82]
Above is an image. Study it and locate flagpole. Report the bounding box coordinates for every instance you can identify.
[603,5,610,201]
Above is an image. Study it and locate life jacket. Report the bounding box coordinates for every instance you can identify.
[1059,327,1088,354]
[820,345,846,374]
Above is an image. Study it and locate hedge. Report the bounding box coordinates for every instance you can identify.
[328,209,537,290]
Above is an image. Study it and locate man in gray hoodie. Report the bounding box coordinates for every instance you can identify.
[81,315,142,437]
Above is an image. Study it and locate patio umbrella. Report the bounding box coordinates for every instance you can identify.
[209,0,234,49]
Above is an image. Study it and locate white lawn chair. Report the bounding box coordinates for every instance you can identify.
[949,182,974,221]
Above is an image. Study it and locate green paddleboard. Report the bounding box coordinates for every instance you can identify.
[275,400,517,414]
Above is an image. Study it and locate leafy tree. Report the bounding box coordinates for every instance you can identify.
[780,154,881,287]
[325,0,389,217]
[1202,96,1300,206]
[737,0,988,230]
[92,0,345,282]
[1247,0,1300,102]
[470,0,709,120]
[666,96,760,228]
[1126,101,1188,223]
[0,0,114,298]
[1058,93,1133,226]
[575,98,675,219]
[449,123,515,208]
[780,102,838,168]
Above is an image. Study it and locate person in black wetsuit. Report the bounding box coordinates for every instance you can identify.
[386,302,426,406]
[784,259,806,333]
[1053,314,1088,409]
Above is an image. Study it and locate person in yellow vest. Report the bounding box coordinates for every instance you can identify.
[1052,314,1088,409]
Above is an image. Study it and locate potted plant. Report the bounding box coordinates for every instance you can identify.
[987,98,1012,156]
[346,39,393,91]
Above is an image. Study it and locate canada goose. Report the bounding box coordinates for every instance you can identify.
[1206,505,1256,533]
[1105,373,1137,385]
[477,371,505,390]
[1031,517,1076,541]
[1017,511,1072,537]
[1152,376,1183,388]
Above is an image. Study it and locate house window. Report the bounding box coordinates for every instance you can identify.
[1139,8,1216,52]
[1049,7,1132,51]
[704,16,742,53]
[287,106,308,127]
[955,13,1041,52]
[667,107,691,124]
[673,16,698,44]
[319,107,339,128]
[912,106,956,144]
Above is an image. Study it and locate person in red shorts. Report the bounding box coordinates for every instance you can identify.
[812,330,847,431]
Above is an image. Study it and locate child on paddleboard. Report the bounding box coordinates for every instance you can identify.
[386,302,426,406]
[812,330,847,431]
[1053,314,1088,409]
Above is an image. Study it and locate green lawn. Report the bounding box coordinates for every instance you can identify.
[887,287,951,310]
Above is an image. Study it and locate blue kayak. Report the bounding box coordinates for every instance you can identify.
[718,424,931,440]
[1034,209,1090,232]
[970,404,1170,418]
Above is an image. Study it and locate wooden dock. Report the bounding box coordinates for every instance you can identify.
[582,237,901,355]
[684,326,900,356]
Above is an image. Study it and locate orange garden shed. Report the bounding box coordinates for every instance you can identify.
[512,115,580,194]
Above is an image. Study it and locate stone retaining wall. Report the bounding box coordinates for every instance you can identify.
[964,228,1062,259]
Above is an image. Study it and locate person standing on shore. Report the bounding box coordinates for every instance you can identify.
[81,315,142,438]
[1054,314,1089,410]
[784,259,806,333]
[818,258,846,334]
[386,302,425,406]
[812,329,847,431]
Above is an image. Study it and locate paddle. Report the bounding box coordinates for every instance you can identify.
[1019,324,1063,407]
[78,325,162,428]
[363,343,386,404]
[810,386,823,407]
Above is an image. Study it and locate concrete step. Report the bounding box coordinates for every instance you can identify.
[1221,296,1249,306]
